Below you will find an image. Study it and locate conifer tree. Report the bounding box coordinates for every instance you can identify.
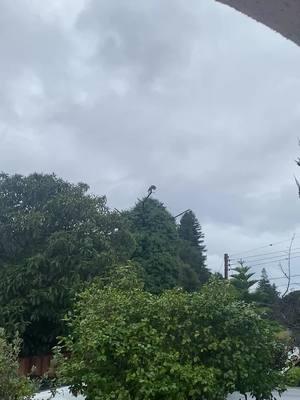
[178,211,209,288]
[231,263,258,301]
[254,268,279,305]
[128,198,183,293]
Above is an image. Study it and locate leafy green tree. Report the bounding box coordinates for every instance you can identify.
[127,198,183,293]
[56,272,286,400]
[231,262,258,301]
[0,173,135,354]
[0,329,35,399]
[178,211,210,288]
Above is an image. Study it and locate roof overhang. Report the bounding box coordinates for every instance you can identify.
[216,0,300,46]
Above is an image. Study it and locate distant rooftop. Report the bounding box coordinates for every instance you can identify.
[216,0,300,46]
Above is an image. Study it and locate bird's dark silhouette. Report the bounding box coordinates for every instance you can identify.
[148,185,157,196]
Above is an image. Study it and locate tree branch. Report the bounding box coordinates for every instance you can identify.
[281,233,295,298]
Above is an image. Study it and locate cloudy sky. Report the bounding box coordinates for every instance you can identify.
[1,0,300,286]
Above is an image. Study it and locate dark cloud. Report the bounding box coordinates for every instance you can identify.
[76,0,199,83]
[1,0,300,280]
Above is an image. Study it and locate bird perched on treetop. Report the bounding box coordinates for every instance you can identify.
[148,185,157,195]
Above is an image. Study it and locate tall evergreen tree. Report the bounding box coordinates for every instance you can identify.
[252,268,281,324]
[231,263,258,301]
[178,211,205,249]
[128,198,183,293]
[178,211,209,288]
[254,268,279,305]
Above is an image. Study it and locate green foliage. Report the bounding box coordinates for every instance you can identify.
[127,198,183,293]
[252,269,281,324]
[127,199,209,293]
[0,328,35,399]
[178,211,210,289]
[56,274,286,400]
[0,173,135,354]
[177,262,200,292]
[280,291,300,344]
[0,172,210,354]
[104,263,145,291]
[254,268,280,306]
[286,367,300,387]
[231,263,258,301]
[178,210,205,249]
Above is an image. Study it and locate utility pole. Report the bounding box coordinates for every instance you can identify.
[224,253,229,280]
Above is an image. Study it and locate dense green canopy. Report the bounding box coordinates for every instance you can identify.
[255,268,280,306]
[56,269,286,400]
[127,199,210,293]
[0,173,135,354]
[178,210,209,289]
[0,173,210,354]
[128,198,184,292]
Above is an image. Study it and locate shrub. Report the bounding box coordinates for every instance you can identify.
[286,367,300,387]
[56,273,286,400]
[0,328,35,400]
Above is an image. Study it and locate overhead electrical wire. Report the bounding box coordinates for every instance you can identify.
[229,234,300,258]
[268,274,300,281]
[229,247,300,262]
[229,251,300,266]
[224,235,300,294]
[243,254,300,268]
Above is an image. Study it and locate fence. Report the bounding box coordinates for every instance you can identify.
[19,354,53,377]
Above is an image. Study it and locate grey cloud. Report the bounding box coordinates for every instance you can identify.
[76,0,200,83]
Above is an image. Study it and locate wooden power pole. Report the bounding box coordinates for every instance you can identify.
[224,253,229,280]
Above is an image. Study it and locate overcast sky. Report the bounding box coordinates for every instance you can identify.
[1,0,300,286]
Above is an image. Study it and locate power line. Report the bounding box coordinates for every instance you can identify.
[230,244,280,258]
[229,235,300,258]
[230,251,300,266]
[230,247,300,262]
[248,254,300,268]
[230,256,300,270]
[269,274,300,281]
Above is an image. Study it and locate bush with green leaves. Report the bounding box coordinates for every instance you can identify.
[0,328,34,400]
[286,367,300,387]
[56,270,286,400]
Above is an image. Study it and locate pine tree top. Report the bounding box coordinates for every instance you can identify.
[178,210,204,248]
